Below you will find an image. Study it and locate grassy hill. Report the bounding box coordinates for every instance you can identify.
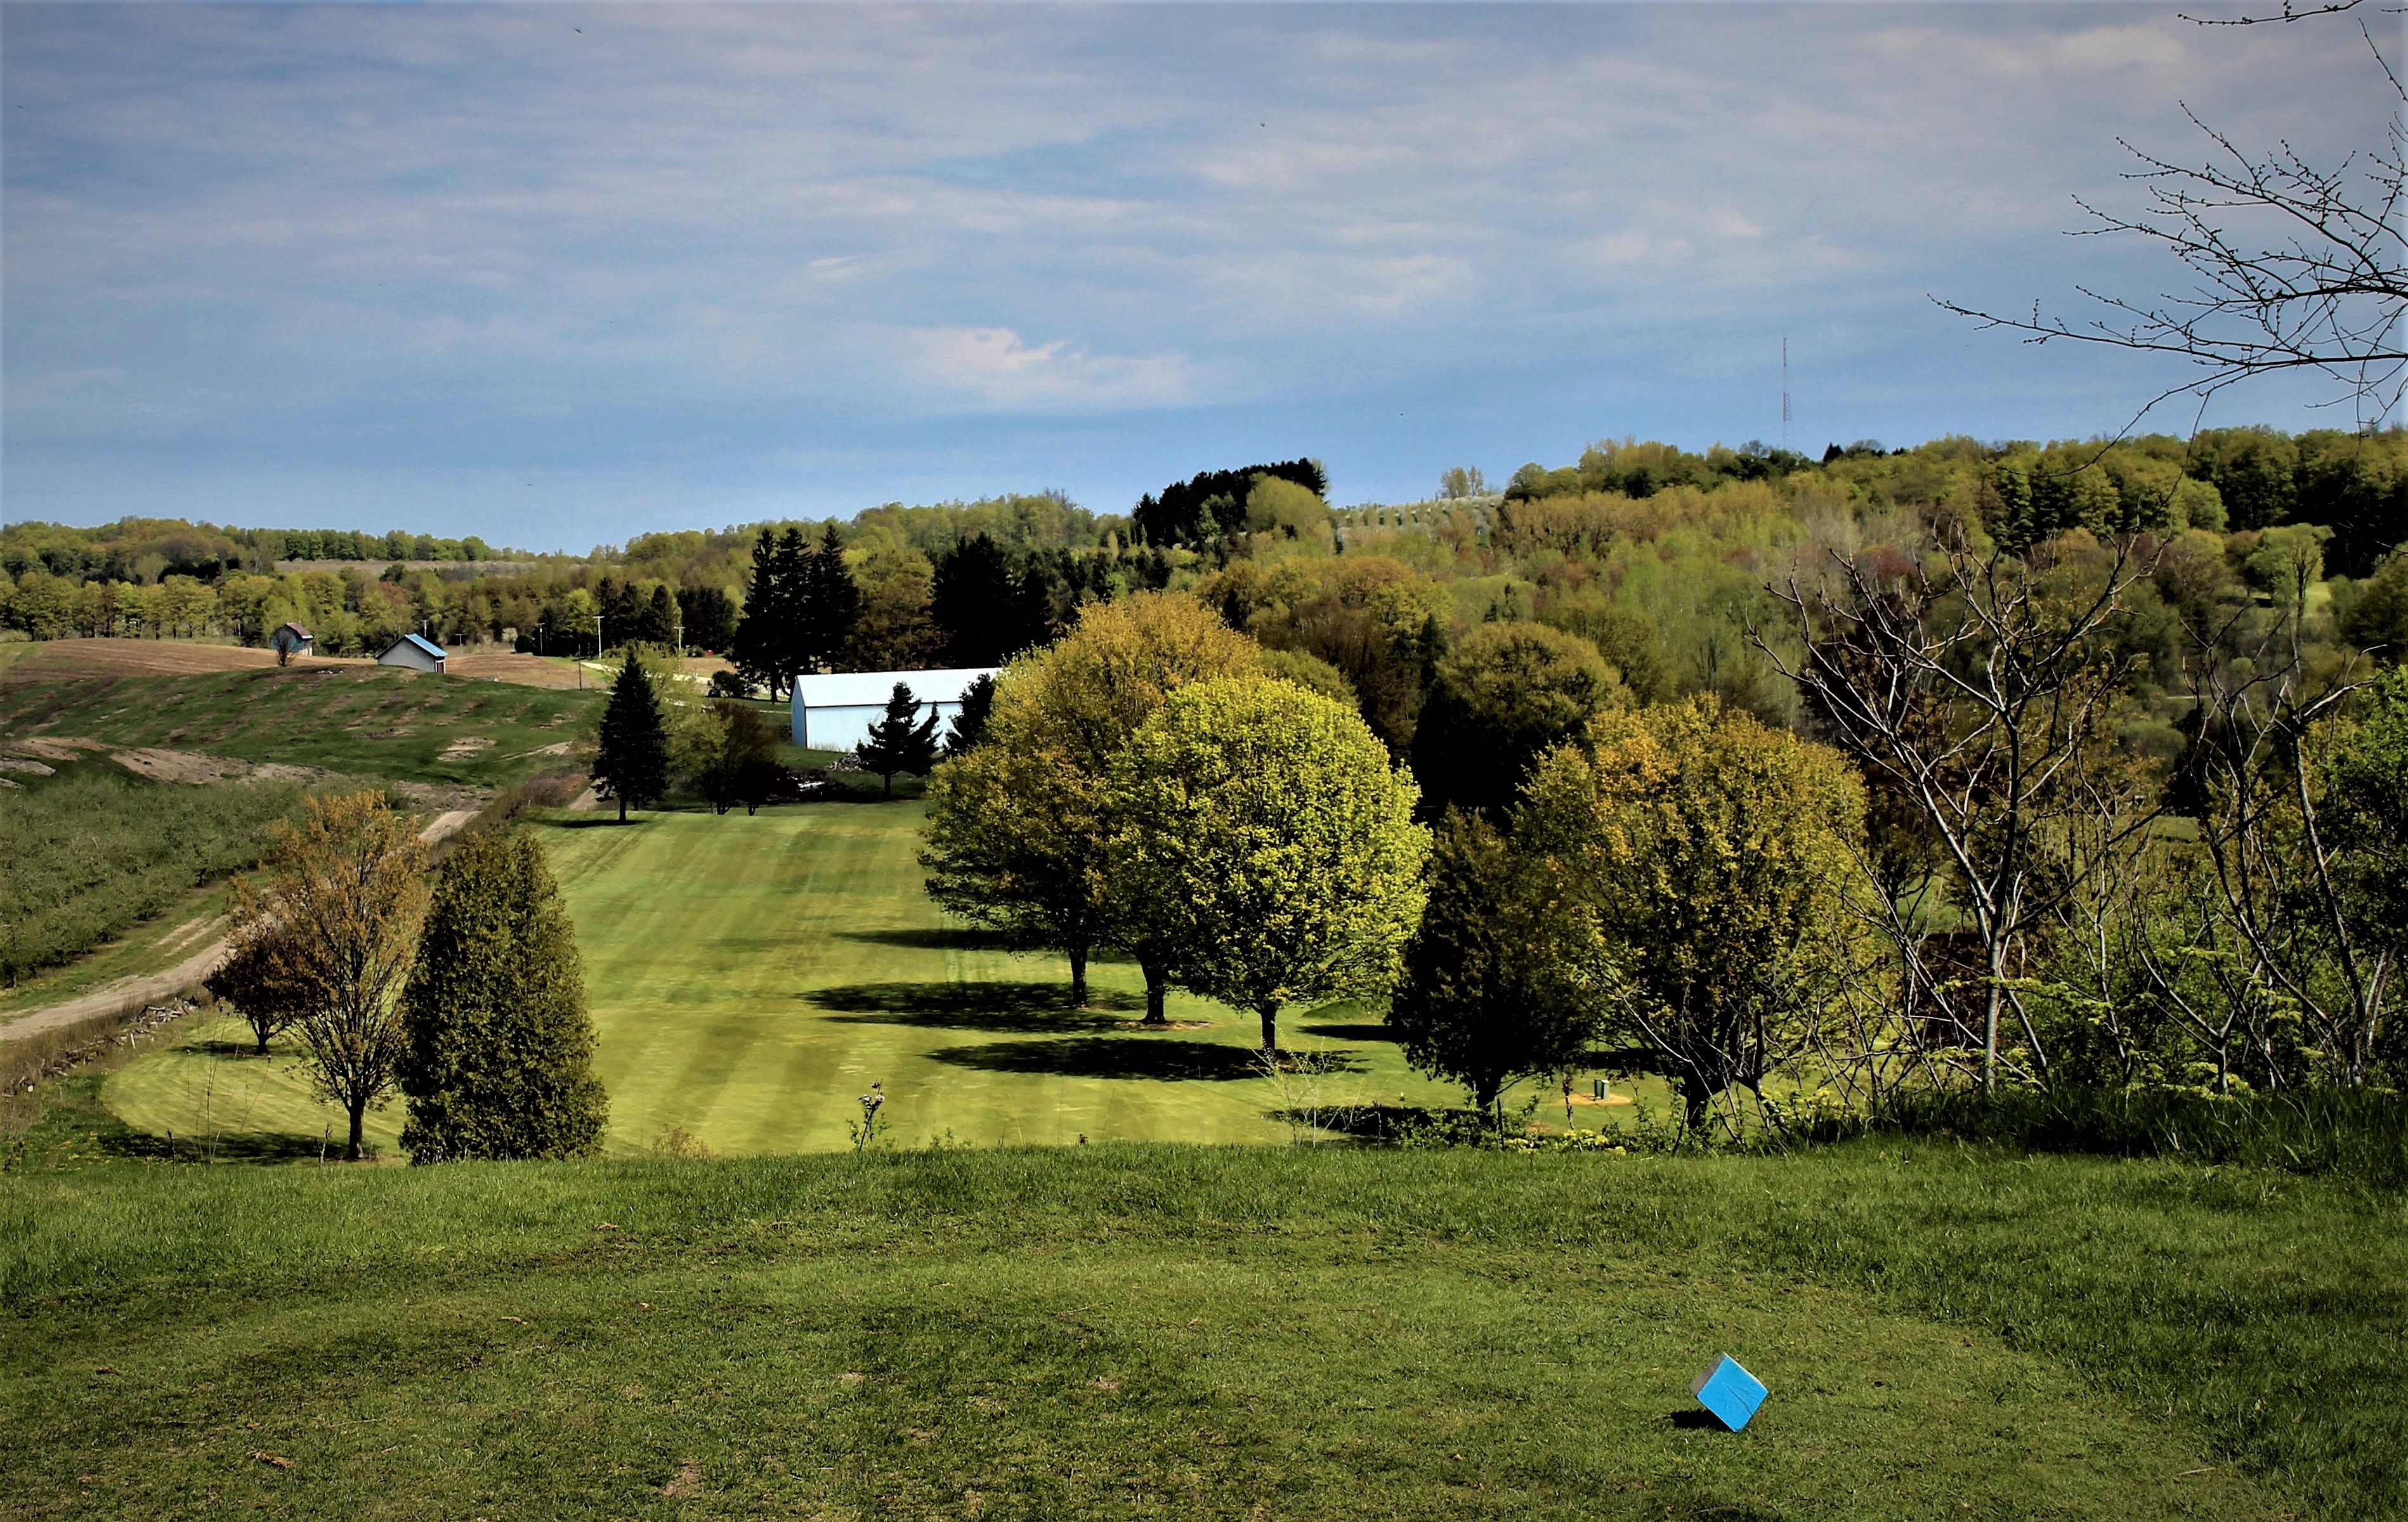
[1,1133,2395,1520]
[0,653,600,791]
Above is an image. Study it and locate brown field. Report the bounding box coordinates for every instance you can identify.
[0,639,736,696]
[0,640,365,681]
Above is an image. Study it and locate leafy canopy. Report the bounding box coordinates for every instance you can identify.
[1106,677,1429,1050]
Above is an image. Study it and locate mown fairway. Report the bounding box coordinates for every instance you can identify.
[550,804,1477,1153]
[1,1141,2395,1521]
[100,803,1488,1157]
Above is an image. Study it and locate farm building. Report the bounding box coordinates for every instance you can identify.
[268,623,313,660]
[790,668,997,753]
[376,633,448,673]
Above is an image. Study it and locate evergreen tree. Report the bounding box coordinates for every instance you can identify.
[733,528,811,696]
[593,652,670,822]
[731,529,786,696]
[932,533,1019,666]
[856,682,939,793]
[804,523,863,672]
[641,584,676,647]
[398,829,607,1162]
[676,584,739,653]
[944,673,996,756]
[1389,810,1611,1123]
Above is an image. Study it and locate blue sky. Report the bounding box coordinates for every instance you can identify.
[1,2,2386,550]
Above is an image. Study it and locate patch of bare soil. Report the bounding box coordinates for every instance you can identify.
[365,727,415,739]
[445,653,586,691]
[0,757,56,777]
[107,748,253,785]
[5,737,107,761]
[0,639,365,681]
[509,740,575,759]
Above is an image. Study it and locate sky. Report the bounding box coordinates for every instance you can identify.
[0,2,2390,552]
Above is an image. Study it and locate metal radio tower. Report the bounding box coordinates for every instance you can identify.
[1781,335,1792,453]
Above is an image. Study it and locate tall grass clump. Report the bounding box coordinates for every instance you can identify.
[0,767,309,985]
[1831,1085,2408,1187]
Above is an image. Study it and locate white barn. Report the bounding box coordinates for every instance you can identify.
[790,668,997,753]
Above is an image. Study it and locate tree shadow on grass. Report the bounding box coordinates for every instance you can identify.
[925,1036,1270,1083]
[1297,1022,1397,1043]
[808,980,1144,1034]
[834,927,1021,954]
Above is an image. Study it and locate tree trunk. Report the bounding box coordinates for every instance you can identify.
[617,792,628,824]
[1068,945,1089,1010]
[346,1100,367,1162]
[1140,959,1168,1025]
[1982,939,2004,1095]
[1259,1003,1279,1053]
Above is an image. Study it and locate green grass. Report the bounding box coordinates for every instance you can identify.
[102,803,1528,1157]
[1,1135,2395,1519]
[0,663,599,790]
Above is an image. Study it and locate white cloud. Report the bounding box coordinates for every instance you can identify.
[893,327,1201,411]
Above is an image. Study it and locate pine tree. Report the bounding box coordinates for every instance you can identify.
[772,527,812,679]
[805,523,863,673]
[643,584,676,647]
[398,830,608,1162]
[932,533,1018,666]
[594,651,670,822]
[856,682,939,794]
[943,673,995,756]
[731,529,785,696]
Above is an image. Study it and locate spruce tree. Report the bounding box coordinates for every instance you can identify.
[772,527,813,679]
[398,830,608,1162]
[806,523,863,672]
[731,529,783,695]
[943,673,995,756]
[594,652,670,822]
[856,682,939,793]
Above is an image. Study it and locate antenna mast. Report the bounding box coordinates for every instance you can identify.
[1781,335,1791,454]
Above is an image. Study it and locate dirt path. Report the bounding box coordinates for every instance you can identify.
[0,809,480,1047]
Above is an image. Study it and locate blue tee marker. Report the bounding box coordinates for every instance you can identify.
[1690,1355,1768,1431]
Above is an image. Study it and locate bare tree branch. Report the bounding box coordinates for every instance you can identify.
[1940,5,2405,427]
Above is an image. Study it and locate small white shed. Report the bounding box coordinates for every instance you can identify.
[790,668,997,753]
[377,633,448,673]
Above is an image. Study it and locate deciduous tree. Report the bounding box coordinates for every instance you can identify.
[920,593,1262,1012]
[1413,621,1625,818]
[213,793,429,1160]
[1515,699,1871,1134]
[1106,678,1429,1051]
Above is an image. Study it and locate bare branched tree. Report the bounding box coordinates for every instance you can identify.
[1940,0,2405,426]
[2171,606,2389,1083]
[1761,531,2161,1092]
[217,794,429,1159]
